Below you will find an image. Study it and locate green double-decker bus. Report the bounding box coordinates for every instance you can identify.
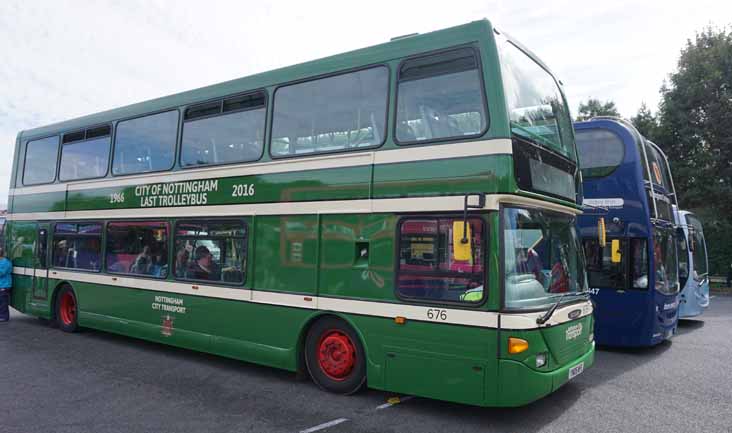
[6,20,593,407]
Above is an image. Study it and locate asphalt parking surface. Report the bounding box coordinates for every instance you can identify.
[2,297,731,433]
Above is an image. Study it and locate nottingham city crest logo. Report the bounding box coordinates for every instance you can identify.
[161,314,174,337]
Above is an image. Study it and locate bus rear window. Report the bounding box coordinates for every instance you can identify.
[395,47,487,143]
[397,218,485,304]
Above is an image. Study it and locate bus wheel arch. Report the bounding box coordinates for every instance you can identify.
[301,313,367,395]
[52,282,80,333]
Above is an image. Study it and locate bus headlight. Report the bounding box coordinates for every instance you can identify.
[535,352,547,368]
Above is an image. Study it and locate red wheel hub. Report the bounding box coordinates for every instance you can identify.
[317,330,356,381]
[59,292,76,326]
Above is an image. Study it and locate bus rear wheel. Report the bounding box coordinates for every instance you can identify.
[56,286,79,333]
[305,317,366,395]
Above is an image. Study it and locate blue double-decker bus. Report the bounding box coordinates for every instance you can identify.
[575,118,680,347]
[675,209,710,317]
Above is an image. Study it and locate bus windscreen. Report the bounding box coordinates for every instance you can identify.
[497,36,575,161]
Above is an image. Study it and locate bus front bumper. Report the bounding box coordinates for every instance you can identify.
[496,342,595,407]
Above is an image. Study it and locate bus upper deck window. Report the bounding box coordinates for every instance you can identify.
[396,47,487,144]
[113,110,179,175]
[23,136,59,185]
[271,67,388,158]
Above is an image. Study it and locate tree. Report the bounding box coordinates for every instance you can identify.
[630,102,658,140]
[655,26,732,275]
[575,98,620,121]
[657,27,732,213]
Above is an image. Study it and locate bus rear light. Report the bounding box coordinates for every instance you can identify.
[508,337,529,354]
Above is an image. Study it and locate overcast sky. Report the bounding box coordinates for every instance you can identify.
[1,0,730,205]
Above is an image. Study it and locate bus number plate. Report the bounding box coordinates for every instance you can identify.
[426,309,447,321]
[568,362,584,380]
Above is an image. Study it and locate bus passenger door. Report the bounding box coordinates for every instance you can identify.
[32,225,50,300]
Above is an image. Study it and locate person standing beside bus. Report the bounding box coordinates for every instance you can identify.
[0,247,13,322]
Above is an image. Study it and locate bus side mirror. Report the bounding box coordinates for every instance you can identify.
[611,239,622,263]
[453,221,473,261]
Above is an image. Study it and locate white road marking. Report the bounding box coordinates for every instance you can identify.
[297,395,413,432]
[299,418,349,433]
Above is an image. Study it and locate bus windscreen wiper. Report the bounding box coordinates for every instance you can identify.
[536,291,590,325]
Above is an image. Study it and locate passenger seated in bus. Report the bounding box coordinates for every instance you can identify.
[549,261,569,292]
[653,241,667,291]
[631,239,648,288]
[187,245,221,281]
[54,240,69,267]
[516,248,546,286]
[149,253,166,277]
[175,248,190,277]
[130,245,152,274]
[548,244,570,293]
[75,240,100,271]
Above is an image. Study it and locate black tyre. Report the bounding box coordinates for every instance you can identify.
[55,286,79,333]
[305,316,366,395]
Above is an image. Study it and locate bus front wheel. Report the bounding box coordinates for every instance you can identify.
[305,317,366,395]
[55,286,79,333]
